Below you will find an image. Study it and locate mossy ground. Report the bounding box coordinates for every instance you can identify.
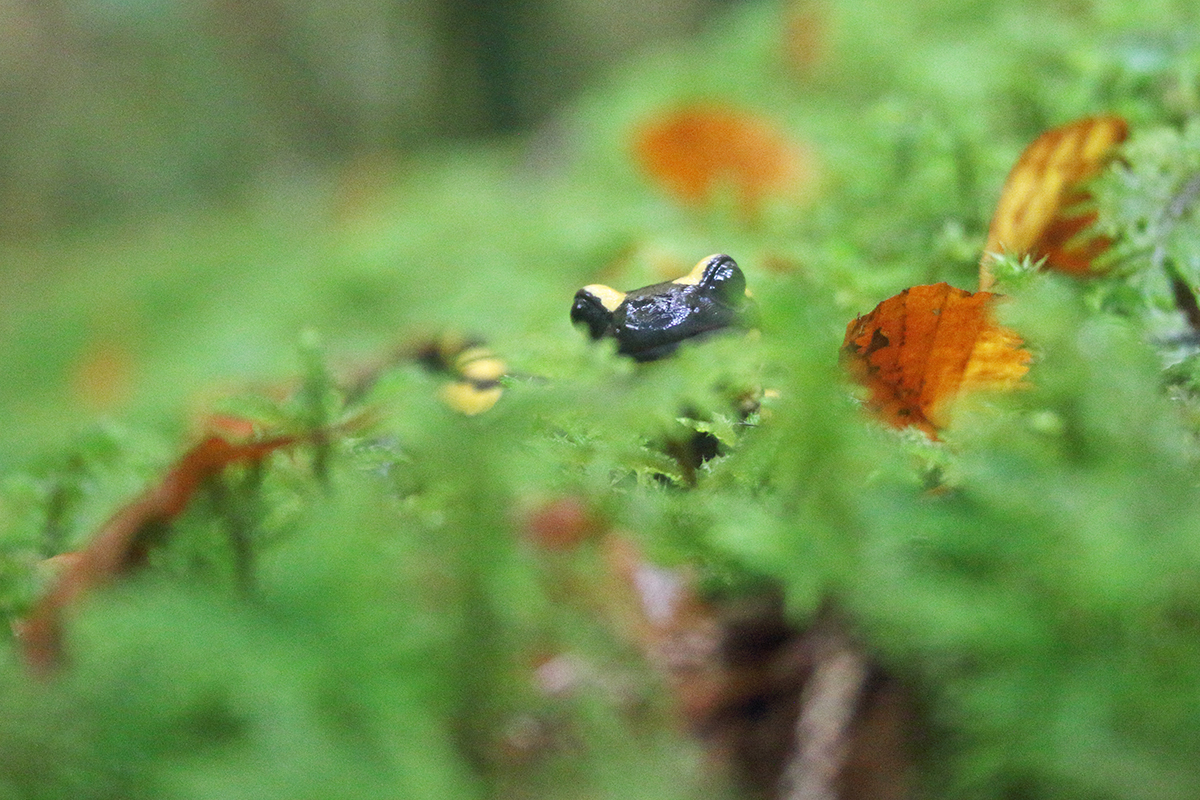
[3,1,1200,797]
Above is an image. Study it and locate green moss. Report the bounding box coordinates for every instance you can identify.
[3,0,1200,797]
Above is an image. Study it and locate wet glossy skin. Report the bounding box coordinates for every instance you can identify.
[570,254,753,361]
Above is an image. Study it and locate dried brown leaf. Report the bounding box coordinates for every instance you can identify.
[979,115,1128,289]
[17,434,295,671]
[842,283,1031,435]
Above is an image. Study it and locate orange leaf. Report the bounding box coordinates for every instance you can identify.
[979,115,1128,289]
[17,434,295,672]
[632,105,809,217]
[842,283,1031,435]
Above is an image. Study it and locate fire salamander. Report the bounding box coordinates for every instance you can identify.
[416,255,752,417]
[570,254,754,361]
[415,337,506,416]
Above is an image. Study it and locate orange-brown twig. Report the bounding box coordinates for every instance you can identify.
[17,434,296,673]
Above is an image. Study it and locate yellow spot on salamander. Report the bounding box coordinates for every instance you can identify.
[582,284,626,312]
[440,382,503,416]
[459,358,506,384]
[455,348,507,383]
[671,254,720,286]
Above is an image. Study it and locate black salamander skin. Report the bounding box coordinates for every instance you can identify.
[570,254,753,362]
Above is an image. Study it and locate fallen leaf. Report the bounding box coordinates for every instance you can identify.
[632,105,811,217]
[979,115,1128,289]
[17,434,295,672]
[842,283,1031,435]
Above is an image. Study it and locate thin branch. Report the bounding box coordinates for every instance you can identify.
[16,435,296,673]
[778,627,869,800]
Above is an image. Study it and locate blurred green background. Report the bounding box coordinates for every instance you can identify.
[5,0,1199,469]
[0,0,734,237]
[0,0,745,464]
[5,3,1200,798]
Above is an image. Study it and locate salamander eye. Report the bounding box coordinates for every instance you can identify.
[571,288,616,340]
[698,254,746,303]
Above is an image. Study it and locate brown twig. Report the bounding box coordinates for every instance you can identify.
[778,626,868,800]
[16,435,296,673]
